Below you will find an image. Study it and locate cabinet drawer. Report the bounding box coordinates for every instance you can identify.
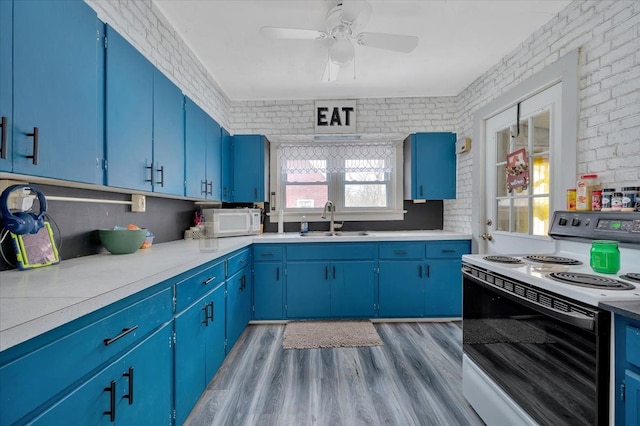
[253,245,283,261]
[175,259,226,312]
[286,244,375,261]
[227,248,252,277]
[626,325,640,369]
[426,241,470,259]
[0,287,173,426]
[379,243,425,260]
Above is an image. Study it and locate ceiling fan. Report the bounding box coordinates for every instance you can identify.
[260,1,419,82]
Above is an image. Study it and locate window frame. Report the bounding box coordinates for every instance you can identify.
[269,139,405,222]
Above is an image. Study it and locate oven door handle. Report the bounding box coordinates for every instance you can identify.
[463,268,596,332]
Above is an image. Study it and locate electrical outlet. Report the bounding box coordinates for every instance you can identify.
[131,194,146,213]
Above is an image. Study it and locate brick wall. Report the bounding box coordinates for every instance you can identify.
[84,0,639,236]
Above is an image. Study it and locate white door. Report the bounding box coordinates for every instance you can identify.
[482,83,564,254]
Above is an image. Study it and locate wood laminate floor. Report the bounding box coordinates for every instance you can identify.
[185,321,484,426]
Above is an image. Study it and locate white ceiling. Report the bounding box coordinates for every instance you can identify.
[154,0,571,101]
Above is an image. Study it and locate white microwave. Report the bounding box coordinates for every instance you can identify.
[202,208,261,238]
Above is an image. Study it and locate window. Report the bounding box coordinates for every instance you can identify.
[271,141,403,221]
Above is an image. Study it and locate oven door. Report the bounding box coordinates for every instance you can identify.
[462,264,610,426]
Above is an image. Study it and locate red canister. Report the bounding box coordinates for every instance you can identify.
[592,190,602,211]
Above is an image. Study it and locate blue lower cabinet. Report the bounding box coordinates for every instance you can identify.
[615,317,640,426]
[425,259,463,317]
[253,262,284,320]
[331,261,376,318]
[379,260,425,317]
[226,266,252,352]
[286,262,331,318]
[30,323,173,425]
[625,369,640,426]
[174,283,225,426]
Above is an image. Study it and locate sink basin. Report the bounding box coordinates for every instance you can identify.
[300,231,369,237]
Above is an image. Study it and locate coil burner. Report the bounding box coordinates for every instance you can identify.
[524,255,582,265]
[548,272,635,290]
[482,255,523,264]
[620,273,640,283]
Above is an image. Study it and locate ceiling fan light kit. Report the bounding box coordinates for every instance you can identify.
[260,0,418,81]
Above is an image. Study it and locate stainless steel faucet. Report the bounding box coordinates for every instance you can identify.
[321,201,342,233]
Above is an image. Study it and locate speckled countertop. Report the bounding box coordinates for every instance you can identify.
[0,230,471,352]
[600,301,640,322]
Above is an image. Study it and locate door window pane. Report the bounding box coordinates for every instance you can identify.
[514,198,530,234]
[497,199,510,231]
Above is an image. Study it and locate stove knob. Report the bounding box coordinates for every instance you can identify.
[571,217,581,226]
[559,217,567,226]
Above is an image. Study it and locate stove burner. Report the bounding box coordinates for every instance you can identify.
[548,272,636,290]
[620,273,640,283]
[483,255,523,264]
[524,255,582,265]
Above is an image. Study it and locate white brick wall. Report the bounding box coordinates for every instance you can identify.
[84,0,639,236]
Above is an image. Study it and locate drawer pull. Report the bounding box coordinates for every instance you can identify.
[276,267,280,281]
[123,367,134,405]
[239,258,247,264]
[144,163,153,183]
[156,165,164,187]
[441,249,456,253]
[26,127,39,165]
[203,276,216,285]
[202,302,214,326]
[333,266,336,279]
[394,250,408,255]
[201,180,208,195]
[0,116,6,159]
[261,252,274,257]
[426,264,430,278]
[103,380,116,422]
[103,326,138,346]
[419,265,423,278]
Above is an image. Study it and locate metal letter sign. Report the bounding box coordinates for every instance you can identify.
[314,100,356,134]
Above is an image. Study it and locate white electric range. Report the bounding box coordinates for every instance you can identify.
[461,211,640,426]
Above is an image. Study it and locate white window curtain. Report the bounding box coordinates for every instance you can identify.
[278,142,395,174]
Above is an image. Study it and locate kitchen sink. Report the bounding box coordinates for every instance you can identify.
[300,231,370,237]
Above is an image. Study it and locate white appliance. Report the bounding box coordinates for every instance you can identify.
[462,211,640,425]
[202,208,261,238]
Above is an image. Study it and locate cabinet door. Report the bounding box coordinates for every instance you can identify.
[221,127,233,201]
[379,260,425,317]
[226,267,252,352]
[13,0,101,183]
[205,116,222,200]
[174,294,209,425]
[254,262,284,320]
[153,70,184,196]
[105,25,153,190]
[0,0,12,172]
[204,284,226,383]
[31,324,172,426]
[286,262,331,319]
[184,97,207,198]
[625,369,640,426]
[332,261,376,318]
[425,259,462,317]
[414,133,456,199]
[232,135,266,202]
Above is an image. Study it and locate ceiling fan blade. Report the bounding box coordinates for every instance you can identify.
[322,58,341,82]
[341,1,372,27]
[357,32,418,53]
[260,26,327,40]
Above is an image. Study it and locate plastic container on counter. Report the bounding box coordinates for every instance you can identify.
[621,187,639,212]
[566,189,576,211]
[601,188,615,211]
[611,192,624,211]
[576,174,600,211]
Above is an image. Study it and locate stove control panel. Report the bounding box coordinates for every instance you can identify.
[549,211,640,244]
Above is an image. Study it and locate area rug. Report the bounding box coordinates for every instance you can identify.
[283,320,384,349]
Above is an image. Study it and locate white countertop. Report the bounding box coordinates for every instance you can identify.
[0,230,470,352]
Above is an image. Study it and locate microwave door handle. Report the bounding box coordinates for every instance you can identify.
[464,270,596,332]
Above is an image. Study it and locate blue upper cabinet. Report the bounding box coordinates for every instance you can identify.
[404,132,456,200]
[105,25,153,191]
[11,0,102,183]
[184,97,208,198]
[153,71,184,196]
[206,116,222,200]
[0,0,12,172]
[221,127,233,201]
[232,134,269,202]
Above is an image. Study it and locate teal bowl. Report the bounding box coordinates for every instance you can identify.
[98,229,147,255]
